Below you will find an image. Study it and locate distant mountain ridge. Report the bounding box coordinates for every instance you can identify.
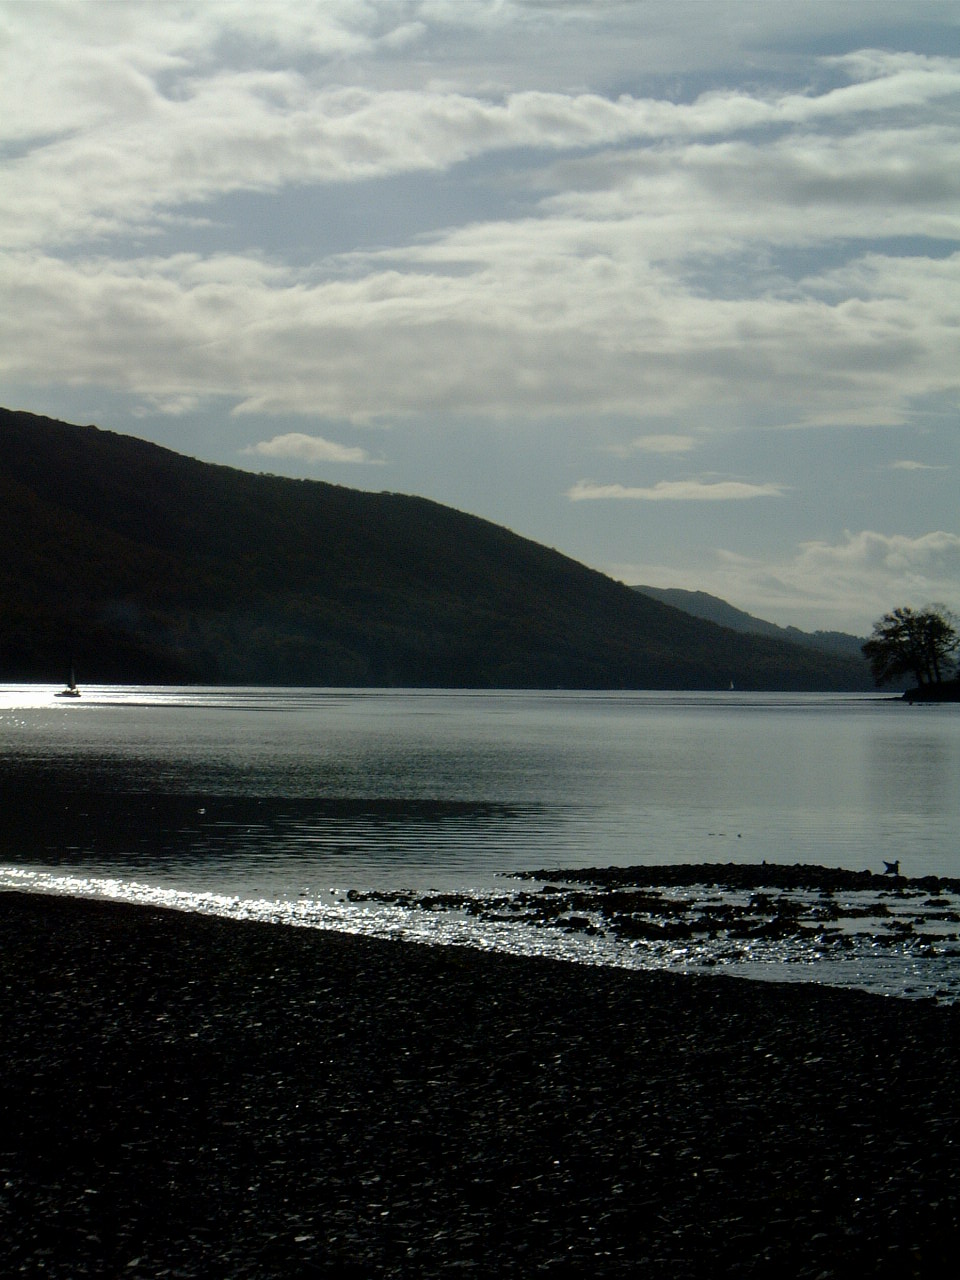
[632,587,865,659]
[0,407,874,689]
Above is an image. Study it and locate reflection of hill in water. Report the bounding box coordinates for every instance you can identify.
[1,779,543,878]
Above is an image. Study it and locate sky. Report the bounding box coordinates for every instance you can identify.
[2,1,959,635]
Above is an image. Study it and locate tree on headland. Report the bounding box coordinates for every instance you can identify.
[862,605,959,689]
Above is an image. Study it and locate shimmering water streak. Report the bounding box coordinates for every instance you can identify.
[2,867,958,1004]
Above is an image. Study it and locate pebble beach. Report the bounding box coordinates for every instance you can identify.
[2,890,959,1278]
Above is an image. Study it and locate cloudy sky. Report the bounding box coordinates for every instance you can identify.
[2,1,959,633]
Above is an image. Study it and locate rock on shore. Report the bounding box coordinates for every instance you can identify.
[2,891,959,1278]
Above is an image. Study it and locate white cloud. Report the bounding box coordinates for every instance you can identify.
[888,459,949,472]
[2,11,958,433]
[609,434,697,456]
[241,432,381,465]
[2,237,956,430]
[3,15,959,252]
[568,479,786,502]
[132,394,201,418]
[613,530,960,633]
[797,529,960,580]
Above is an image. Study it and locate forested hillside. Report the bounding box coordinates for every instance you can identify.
[633,586,866,659]
[0,408,873,689]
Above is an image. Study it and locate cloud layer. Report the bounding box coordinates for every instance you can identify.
[568,481,787,503]
[2,1,958,629]
[3,11,958,431]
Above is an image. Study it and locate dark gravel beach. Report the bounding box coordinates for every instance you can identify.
[2,892,959,1278]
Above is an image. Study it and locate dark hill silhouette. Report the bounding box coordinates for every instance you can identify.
[0,408,873,689]
[633,586,866,660]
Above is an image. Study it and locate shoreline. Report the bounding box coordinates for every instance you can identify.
[7,859,960,1005]
[3,890,960,1277]
[344,861,960,1004]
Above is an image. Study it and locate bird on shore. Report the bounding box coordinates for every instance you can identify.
[883,859,900,876]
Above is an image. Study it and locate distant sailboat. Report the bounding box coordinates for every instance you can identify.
[55,666,81,698]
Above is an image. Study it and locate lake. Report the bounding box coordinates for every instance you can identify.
[2,686,959,999]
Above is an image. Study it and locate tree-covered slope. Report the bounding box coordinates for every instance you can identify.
[633,586,866,659]
[1,408,873,688]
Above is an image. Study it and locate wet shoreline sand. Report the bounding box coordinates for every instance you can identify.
[2,890,959,1277]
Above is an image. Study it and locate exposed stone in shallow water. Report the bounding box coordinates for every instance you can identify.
[348,863,960,1003]
[515,861,960,895]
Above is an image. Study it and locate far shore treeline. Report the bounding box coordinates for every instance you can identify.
[1,407,877,690]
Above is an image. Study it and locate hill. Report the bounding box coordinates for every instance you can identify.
[632,586,865,660]
[0,408,874,689]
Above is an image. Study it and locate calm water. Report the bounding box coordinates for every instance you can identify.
[2,686,959,998]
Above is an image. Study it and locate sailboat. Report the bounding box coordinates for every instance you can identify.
[55,666,81,698]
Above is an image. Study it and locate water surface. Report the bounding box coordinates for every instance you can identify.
[3,686,958,1000]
